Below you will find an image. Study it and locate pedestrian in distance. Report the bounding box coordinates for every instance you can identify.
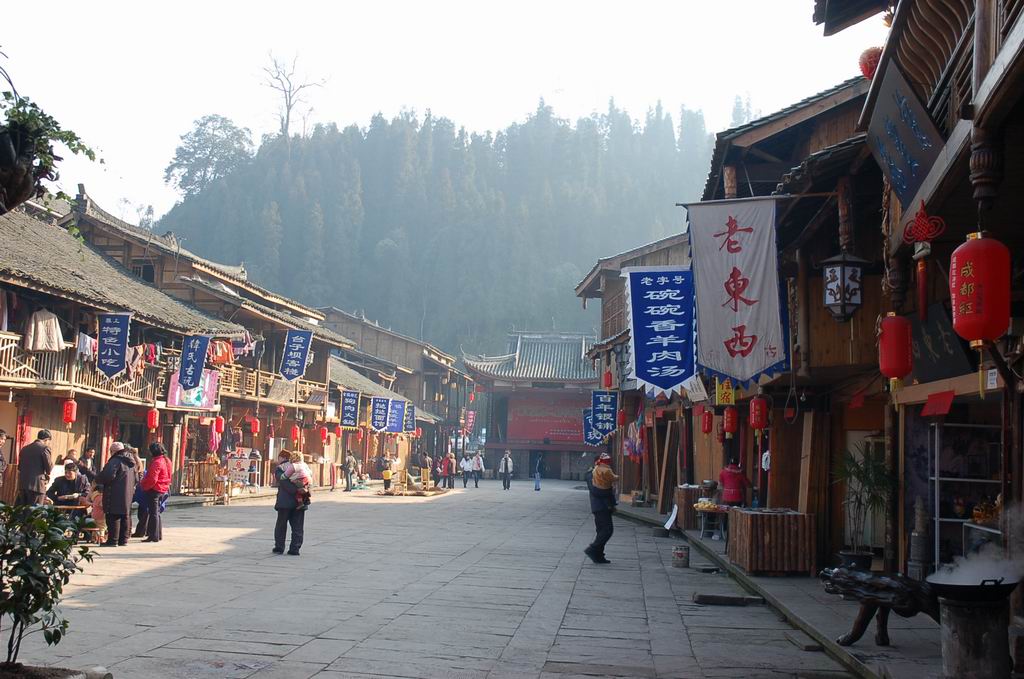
[585,452,618,564]
[498,450,513,490]
[273,449,306,556]
[534,455,545,491]
[421,451,433,490]
[0,429,8,493]
[139,442,171,543]
[460,452,473,488]
[472,451,484,488]
[17,430,53,506]
[97,442,138,547]
[344,451,357,491]
[447,452,457,488]
[382,454,394,491]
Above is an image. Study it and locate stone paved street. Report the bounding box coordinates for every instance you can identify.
[21,480,854,679]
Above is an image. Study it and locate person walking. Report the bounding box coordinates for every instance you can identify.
[139,442,171,543]
[344,451,357,491]
[584,453,618,564]
[447,452,457,489]
[534,455,545,491]
[460,453,473,488]
[97,442,138,547]
[17,430,53,505]
[498,450,513,490]
[382,454,394,492]
[273,450,305,556]
[471,451,484,488]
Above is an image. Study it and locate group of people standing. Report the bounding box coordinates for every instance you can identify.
[14,430,171,546]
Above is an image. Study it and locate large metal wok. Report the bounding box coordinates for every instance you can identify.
[925,574,1020,602]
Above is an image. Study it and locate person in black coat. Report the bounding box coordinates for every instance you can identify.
[97,442,138,547]
[17,430,53,505]
[273,450,305,556]
[46,461,91,518]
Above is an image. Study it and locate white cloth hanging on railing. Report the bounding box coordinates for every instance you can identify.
[23,310,65,352]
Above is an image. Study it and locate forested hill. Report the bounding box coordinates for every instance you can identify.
[158,101,714,354]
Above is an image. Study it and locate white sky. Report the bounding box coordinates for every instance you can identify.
[4,1,888,220]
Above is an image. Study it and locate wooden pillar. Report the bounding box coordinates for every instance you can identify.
[723,165,738,199]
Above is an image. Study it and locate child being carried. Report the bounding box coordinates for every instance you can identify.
[279,451,312,506]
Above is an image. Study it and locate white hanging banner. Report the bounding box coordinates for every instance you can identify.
[687,197,787,384]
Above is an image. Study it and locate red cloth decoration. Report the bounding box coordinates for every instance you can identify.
[921,390,955,417]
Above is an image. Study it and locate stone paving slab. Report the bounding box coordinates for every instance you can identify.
[18,481,853,679]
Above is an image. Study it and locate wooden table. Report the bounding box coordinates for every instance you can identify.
[696,506,730,541]
[727,508,816,576]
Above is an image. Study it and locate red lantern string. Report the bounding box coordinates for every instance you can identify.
[700,408,714,435]
[722,406,738,439]
[62,399,78,427]
[147,408,160,433]
[878,313,913,391]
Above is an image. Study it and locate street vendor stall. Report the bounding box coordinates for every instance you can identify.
[727,508,816,576]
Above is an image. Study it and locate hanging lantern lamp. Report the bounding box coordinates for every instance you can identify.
[320,426,329,443]
[700,408,714,435]
[334,424,343,438]
[250,417,261,436]
[357,428,365,442]
[214,415,225,434]
[290,424,301,443]
[858,46,882,79]
[722,406,738,439]
[62,398,78,427]
[749,397,768,432]
[879,312,913,391]
[603,370,613,389]
[147,407,160,432]
[822,252,869,321]
[950,232,1011,397]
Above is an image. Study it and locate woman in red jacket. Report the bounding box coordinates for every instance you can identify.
[719,457,750,506]
[140,442,172,543]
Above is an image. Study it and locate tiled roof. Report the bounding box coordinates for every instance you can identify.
[775,134,867,195]
[575,232,690,298]
[0,210,244,337]
[464,332,598,383]
[319,307,454,363]
[328,357,406,401]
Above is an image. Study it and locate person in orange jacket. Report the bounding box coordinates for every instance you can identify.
[139,442,172,543]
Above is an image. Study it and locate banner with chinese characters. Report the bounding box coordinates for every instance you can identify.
[583,408,604,446]
[386,400,406,433]
[688,197,788,384]
[623,266,694,396]
[370,397,390,432]
[715,377,735,406]
[340,390,360,427]
[591,390,619,437]
[279,329,313,381]
[178,335,210,391]
[403,404,416,433]
[97,313,131,379]
[465,410,477,433]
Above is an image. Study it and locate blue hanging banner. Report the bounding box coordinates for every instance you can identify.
[583,408,604,447]
[97,313,131,379]
[340,390,360,427]
[623,266,695,396]
[403,404,416,432]
[179,335,210,391]
[386,400,406,433]
[370,397,390,432]
[279,329,313,381]
[591,390,619,437]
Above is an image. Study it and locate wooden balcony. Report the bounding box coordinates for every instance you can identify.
[0,331,159,405]
[216,361,327,410]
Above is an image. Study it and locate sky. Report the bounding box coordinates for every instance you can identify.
[4,1,888,221]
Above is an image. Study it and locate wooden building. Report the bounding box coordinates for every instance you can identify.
[464,332,597,479]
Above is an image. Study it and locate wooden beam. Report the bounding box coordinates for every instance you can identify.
[798,411,815,513]
[657,420,673,514]
[723,165,738,199]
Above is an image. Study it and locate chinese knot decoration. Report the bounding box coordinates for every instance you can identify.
[904,201,947,322]
[950,232,1010,397]
[878,312,913,391]
[722,406,738,439]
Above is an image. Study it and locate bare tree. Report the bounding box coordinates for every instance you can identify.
[263,53,325,140]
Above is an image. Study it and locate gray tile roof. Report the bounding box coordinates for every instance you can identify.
[328,357,406,401]
[464,332,598,383]
[0,210,245,336]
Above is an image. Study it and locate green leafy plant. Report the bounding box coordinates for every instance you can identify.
[0,47,98,214]
[0,504,94,669]
[833,444,896,554]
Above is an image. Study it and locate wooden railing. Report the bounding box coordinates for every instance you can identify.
[216,361,327,409]
[0,332,159,404]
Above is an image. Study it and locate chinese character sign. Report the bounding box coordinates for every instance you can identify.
[591,390,619,437]
[465,411,477,433]
[97,313,131,379]
[341,390,360,427]
[178,335,210,391]
[403,404,416,433]
[370,397,390,432]
[583,408,604,447]
[688,198,787,383]
[623,267,695,396]
[715,377,735,406]
[386,400,406,433]
[279,329,313,381]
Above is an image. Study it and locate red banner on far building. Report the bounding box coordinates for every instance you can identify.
[507,393,587,443]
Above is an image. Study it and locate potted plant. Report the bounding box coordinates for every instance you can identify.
[0,504,94,678]
[833,444,895,570]
[0,48,96,216]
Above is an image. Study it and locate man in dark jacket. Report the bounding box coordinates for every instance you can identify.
[97,442,138,547]
[584,453,617,564]
[46,461,90,518]
[273,451,305,556]
[76,447,98,483]
[17,430,53,505]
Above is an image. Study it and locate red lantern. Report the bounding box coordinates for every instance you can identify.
[749,397,768,431]
[469,392,476,403]
[334,424,343,438]
[701,408,714,435]
[415,427,422,437]
[290,424,300,443]
[147,407,160,432]
[603,370,613,389]
[617,409,626,427]
[320,426,329,443]
[357,428,364,442]
[878,312,913,391]
[716,421,725,445]
[859,46,882,79]
[62,398,78,426]
[250,418,261,436]
[722,406,738,439]
[214,415,225,434]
